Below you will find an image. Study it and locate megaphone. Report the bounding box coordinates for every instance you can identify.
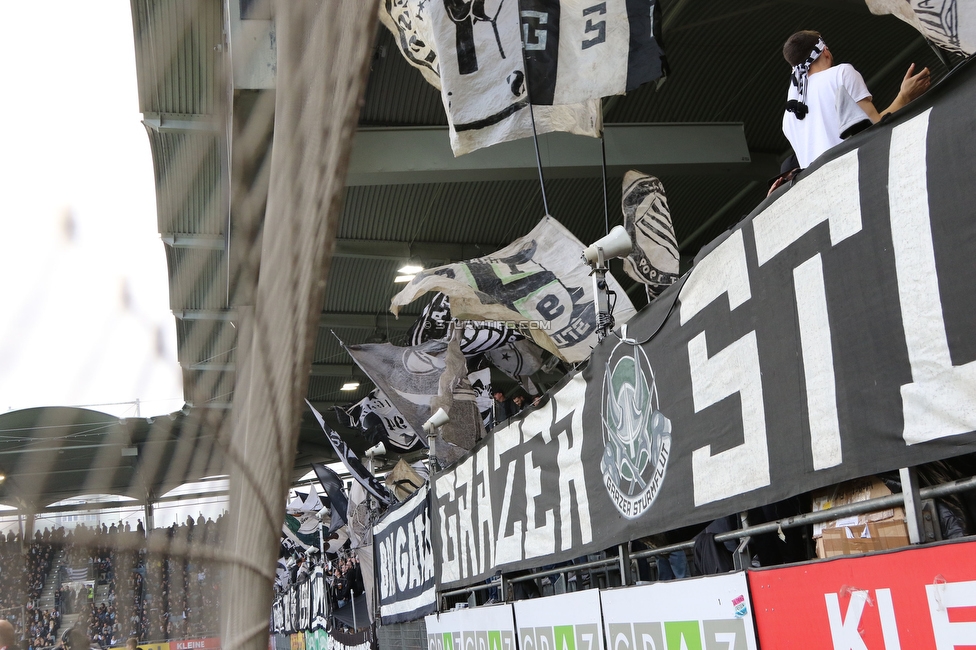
[365,442,386,458]
[423,407,450,434]
[582,225,632,265]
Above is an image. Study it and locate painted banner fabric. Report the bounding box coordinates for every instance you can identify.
[866,0,975,54]
[272,567,330,634]
[312,463,349,534]
[391,216,636,363]
[344,339,447,442]
[620,170,679,299]
[513,590,604,650]
[748,540,976,648]
[425,603,518,650]
[283,513,319,551]
[406,292,523,357]
[380,0,603,156]
[308,401,394,507]
[373,485,436,624]
[486,339,546,395]
[430,60,976,589]
[600,573,758,650]
[335,389,427,454]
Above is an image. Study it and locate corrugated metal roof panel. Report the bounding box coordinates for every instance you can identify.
[165,248,227,310]
[174,319,237,368]
[321,257,423,314]
[130,0,223,115]
[359,29,448,126]
[306,377,374,406]
[147,131,225,235]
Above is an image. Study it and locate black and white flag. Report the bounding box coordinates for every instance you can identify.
[620,170,680,299]
[335,389,428,454]
[408,292,524,356]
[382,0,668,155]
[373,485,436,624]
[486,338,546,394]
[407,292,453,345]
[391,216,636,363]
[469,367,494,427]
[344,339,449,439]
[307,400,394,507]
[311,462,349,535]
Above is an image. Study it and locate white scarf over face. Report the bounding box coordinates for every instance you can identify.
[787,37,826,120]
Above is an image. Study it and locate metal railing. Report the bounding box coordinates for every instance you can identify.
[438,472,976,609]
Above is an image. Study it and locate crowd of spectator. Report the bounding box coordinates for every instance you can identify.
[329,556,363,611]
[0,515,225,650]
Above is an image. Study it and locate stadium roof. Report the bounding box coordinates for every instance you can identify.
[0,1,956,511]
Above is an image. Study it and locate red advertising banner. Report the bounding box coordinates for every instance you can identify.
[748,541,976,649]
[170,639,221,650]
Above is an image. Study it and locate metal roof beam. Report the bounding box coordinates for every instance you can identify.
[185,362,236,372]
[188,402,233,409]
[318,312,413,330]
[142,112,221,134]
[161,237,494,260]
[307,401,347,412]
[346,123,753,186]
[174,309,238,321]
[309,364,361,378]
[162,234,226,250]
[333,239,499,261]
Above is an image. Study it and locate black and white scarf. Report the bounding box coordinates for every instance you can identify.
[787,37,826,120]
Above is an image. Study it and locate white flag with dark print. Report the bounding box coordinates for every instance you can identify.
[381,0,667,155]
[865,0,975,54]
[335,388,428,454]
[391,216,636,363]
[621,170,679,299]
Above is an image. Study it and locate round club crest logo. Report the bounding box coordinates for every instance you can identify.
[600,341,672,519]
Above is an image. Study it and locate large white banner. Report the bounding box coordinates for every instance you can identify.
[430,63,976,591]
[426,603,518,650]
[600,573,758,650]
[382,0,668,155]
[514,590,605,650]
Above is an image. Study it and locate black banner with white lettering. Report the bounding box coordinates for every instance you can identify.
[432,58,976,590]
[271,567,330,634]
[373,485,436,624]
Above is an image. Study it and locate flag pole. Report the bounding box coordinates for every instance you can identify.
[601,133,610,236]
[516,1,550,216]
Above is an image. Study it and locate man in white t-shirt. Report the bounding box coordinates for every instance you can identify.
[781,30,931,168]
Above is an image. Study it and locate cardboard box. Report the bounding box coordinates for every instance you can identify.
[817,520,911,558]
[811,476,910,558]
